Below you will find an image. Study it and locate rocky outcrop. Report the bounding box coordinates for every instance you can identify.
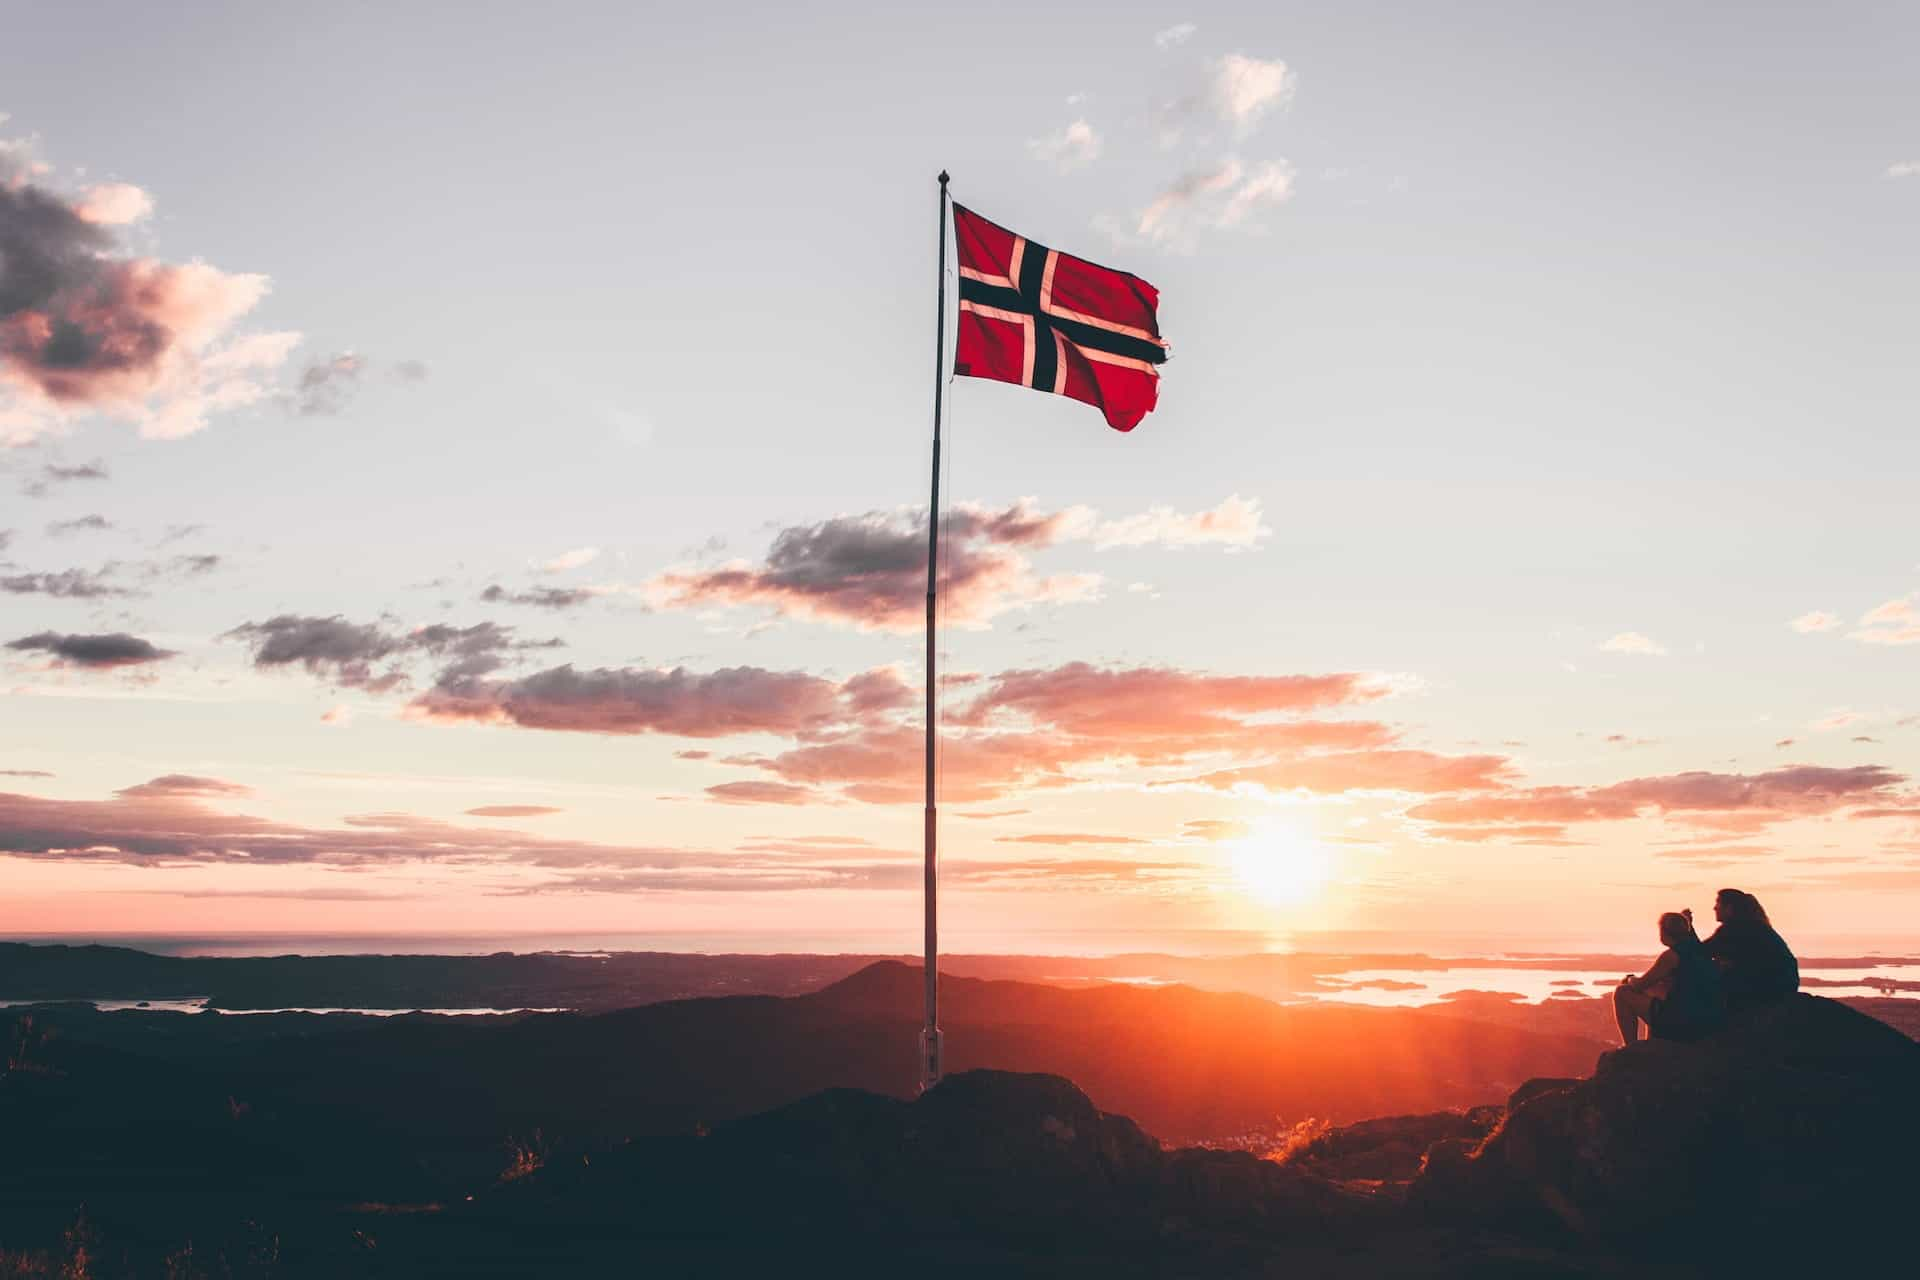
[1409,994,1920,1260]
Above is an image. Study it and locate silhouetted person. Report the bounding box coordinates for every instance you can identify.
[1614,910,1725,1045]
[1702,888,1798,1014]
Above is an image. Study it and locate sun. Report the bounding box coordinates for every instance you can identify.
[1228,821,1336,908]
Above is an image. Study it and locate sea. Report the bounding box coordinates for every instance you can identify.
[7,928,1917,1014]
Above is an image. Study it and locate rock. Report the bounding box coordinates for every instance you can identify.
[1409,995,1920,1263]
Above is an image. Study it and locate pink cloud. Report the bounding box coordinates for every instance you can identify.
[73,182,153,225]
[705,780,817,806]
[1852,595,1920,645]
[1406,764,1906,839]
[0,165,298,443]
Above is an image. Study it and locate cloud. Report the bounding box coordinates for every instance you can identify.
[0,567,132,598]
[6,630,176,668]
[1886,161,1920,179]
[0,150,298,444]
[320,704,352,726]
[1813,709,1868,732]
[20,457,107,497]
[705,780,817,806]
[116,774,249,799]
[541,546,599,573]
[1406,764,1907,842]
[1154,23,1196,49]
[1851,594,1920,645]
[1135,158,1244,244]
[226,614,546,693]
[289,353,364,416]
[1090,494,1268,548]
[747,661,1411,804]
[409,662,895,739]
[1600,631,1667,656]
[285,352,425,415]
[227,614,412,691]
[649,497,1261,633]
[1215,161,1294,228]
[1211,54,1294,129]
[73,183,153,226]
[647,500,1093,632]
[0,777,704,870]
[1125,158,1295,247]
[997,832,1150,846]
[464,805,562,818]
[1790,610,1840,634]
[1179,749,1513,795]
[46,513,110,536]
[0,769,54,778]
[1029,119,1102,172]
[480,584,597,610]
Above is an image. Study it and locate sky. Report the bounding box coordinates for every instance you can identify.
[2,1,1918,954]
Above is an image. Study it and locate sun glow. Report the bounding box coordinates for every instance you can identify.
[1228,821,1336,908]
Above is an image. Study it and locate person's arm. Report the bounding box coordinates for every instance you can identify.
[1627,949,1678,992]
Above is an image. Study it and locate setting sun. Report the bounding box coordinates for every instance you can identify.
[1228,822,1335,908]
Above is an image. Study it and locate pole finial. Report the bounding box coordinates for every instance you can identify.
[938,170,949,187]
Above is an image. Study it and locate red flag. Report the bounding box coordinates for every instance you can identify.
[951,204,1168,432]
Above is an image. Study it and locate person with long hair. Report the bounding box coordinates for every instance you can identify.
[1702,888,1799,1014]
[1614,909,1726,1045]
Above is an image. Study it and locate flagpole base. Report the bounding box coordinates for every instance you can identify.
[918,1025,943,1094]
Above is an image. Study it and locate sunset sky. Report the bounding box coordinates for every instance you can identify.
[3,1,1918,953]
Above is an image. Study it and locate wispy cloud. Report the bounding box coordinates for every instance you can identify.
[1885,160,1920,179]
[1029,119,1102,172]
[1600,631,1667,656]
[1154,22,1196,49]
[1210,53,1294,131]
[540,546,600,573]
[1851,594,1920,645]
[1790,610,1840,634]
[20,458,107,498]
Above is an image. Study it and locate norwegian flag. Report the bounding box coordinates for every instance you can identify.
[952,204,1168,432]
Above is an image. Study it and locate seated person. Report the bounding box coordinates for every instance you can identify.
[1614,909,1725,1045]
[1702,888,1798,1014]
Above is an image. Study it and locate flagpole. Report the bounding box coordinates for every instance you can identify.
[919,170,949,1094]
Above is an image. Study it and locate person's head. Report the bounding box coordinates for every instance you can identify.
[1659,909,1698,948]
[1715,888,1770,926]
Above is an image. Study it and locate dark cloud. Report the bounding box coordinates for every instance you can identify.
[289,353,364,415]
[7,630,175,668]
[21,458,107,497]
[464,805,562,818]
[411,663,873,738]
[1407,765,1908,842]
[647,500,1097,632]
[0,166,284,442]
[47,513,111,536]
[480,584,597,610]
[0,571,129,599]
[226,614,410,691]
[227,614,560,693]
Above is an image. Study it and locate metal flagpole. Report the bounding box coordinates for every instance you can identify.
[919,170,950,1094]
